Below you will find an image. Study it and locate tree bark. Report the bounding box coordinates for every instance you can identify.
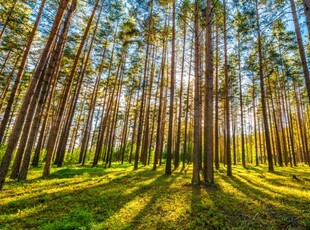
[290,0,310,103]
[204,0,214,184]
[166,0,175,176]
[302,0,310,39]
[224,0,232,176]
[192,0,201,186]
[0,0,68,189]
[43,0,99,176]
[255,0,274,172]
[0,0,47,144]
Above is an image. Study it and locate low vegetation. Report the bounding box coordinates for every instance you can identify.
[0,164,309,229]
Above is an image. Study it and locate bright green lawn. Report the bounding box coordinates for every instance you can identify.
[0,163,309,229]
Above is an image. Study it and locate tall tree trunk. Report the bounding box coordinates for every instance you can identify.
[238,38,246,167]
[183,42,193,169]
[0,0,47,144]
[303,0,310,39]
[141,46,156,166]
[0,50,12,83]
[214,25,220,170]
[32,2,75,166]
[290,0,310,103]
[0,55,20,112]
[204,0,214,184]
[18,63,52,180]
[153,23,167,170]
[255,0,274,172]
[129,91,139,164]
[120,93,132,164]
[134,0,153,170]
[10,61,48,179]
[93,26,118,167]
[192,0,201,186]
[56,3,103,167]
[80,46,106,165]
[0,0,18,40]
[43,0,99,176]
[0,0,69,189]
[224,0,232,176]
[175,14,187,170]
[166,0,175,176]
[253,79,259,166]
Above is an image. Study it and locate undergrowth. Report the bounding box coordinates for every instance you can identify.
[0,163,309,229]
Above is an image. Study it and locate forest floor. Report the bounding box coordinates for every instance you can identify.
[0,163,309,229]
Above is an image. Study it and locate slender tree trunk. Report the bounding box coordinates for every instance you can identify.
[129,92,139,164]
[237,38,246,167]
[214,25,220,170]
[290,0,310,103]
[224,0,232,176]
[0,0,47,144]
[192,0,201,186]
[166,0,175,176]
[0,55,20,112]
[43,0,98,176]
[302,0,310,39]
[175,15,187,170]
[10,63,48,179]
[141,46,156,166]
[120,94,132,164]
[18,63,52,180]
[0,0,69,189]
[183,42,193,170]
[93,27,118,166]
[0,0,18,40]
[253,79,259,166]
[153,26,167,170]
[134,1,153,170]
[255,0,274,172]
[0,51,12,83]
[32,2,75,166]
[57,3,103,167]
[204,0,214,184]
[80,43,107,165]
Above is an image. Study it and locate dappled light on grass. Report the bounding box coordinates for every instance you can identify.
[0,164,309,229]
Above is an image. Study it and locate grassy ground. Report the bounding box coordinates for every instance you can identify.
[0,163,309,229]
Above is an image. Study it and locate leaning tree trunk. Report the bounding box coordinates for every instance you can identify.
[0,0,69,190]
[43,0,99,177]
[290,0,310,103]
[56,4,103,167]
[0,55,20,112]
[0,0,47,144]
[32,1,76,166]
[0,0,18,40]
[302,0,310,39]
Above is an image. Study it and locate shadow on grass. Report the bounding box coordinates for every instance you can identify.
[0,167,182,229]
[218,174,308,229]
[1,164,309,229]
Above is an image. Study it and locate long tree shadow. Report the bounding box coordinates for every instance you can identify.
[218,174,307,229]
[125,174,181,229]
[0,167,182,229]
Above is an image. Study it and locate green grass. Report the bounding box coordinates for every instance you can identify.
[0,163,309,229]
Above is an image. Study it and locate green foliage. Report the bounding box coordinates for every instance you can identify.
[0,164,309,229]
[41,210,93,230]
